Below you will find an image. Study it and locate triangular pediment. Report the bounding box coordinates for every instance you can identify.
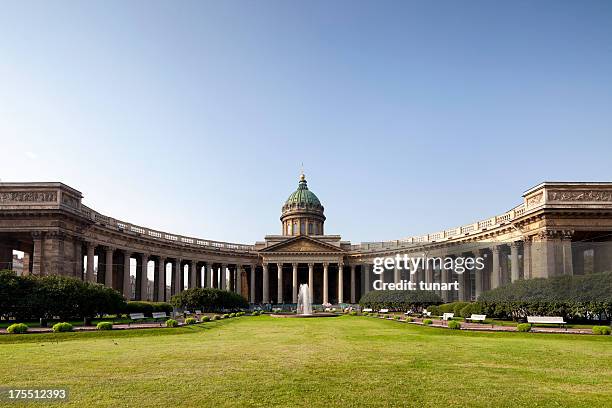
[260,236,344,254]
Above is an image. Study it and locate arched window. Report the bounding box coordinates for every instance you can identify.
[308,223,313,234]
[300,221,305,234]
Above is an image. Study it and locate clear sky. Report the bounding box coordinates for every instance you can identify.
[1,1,611,244]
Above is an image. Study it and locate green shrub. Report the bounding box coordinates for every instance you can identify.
[393,315,400,320]
[96,321,113,331]
[447,320,461,330]
[201,315,210,322]
[478,271,612,322]
[359,290,442,311]
[459,303,483,318]
[165,319,178,328]
[170,287,248,312]
[212,315,220,321]
[517,323,532,332]
[52,322,73,332]
[0,270,126,322]
[349,311,357,316]
[423,319,433,325]
[251,311,260,316]
[185,317,197,325]
[222,314,229,319]
[592,326,611,335]
[229,313,236,318]
[7,323,28,334]
[405,317,414,322]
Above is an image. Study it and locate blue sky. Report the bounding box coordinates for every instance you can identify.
[1,1,611,244]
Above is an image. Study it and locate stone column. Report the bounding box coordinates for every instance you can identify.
[500,247,509,285]
[86,241,95,282]
[510,242,521,282]
[250,264,257,303]
[31,232,44,276]
[425,260,433,285]
[157,258,165,302]
[292,263,298,303]
[308,263,314,299]
[561,232,574,276]
[491,246,501,289]
[394,265,400,284]
[140,253,149,301]
[363,264,371,294]
[338,263,344,304]
[350,265,356,303]
[262,263,269,304]
[73,239,83,279]
[221,264,227,290]
[277,263,283,303]
[207,263,214,288]
[474,250,484,299]
[523,238,532,279]
[441,262,450,302]
[104,246,114,288]
[323,262,329,304]
[123,251,131,299]
[235,265,242,295]
[174,259,181,295]
[189,260,196,289]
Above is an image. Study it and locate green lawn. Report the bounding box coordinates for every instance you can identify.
[1,316,611,407]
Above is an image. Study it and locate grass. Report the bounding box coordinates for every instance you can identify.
[1,316,611,407]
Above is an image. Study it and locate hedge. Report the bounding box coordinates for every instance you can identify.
[517,323,532,332]
[52,322,73,332]
[7,323,28,334]
[428,302,471,317]
[478,271,612,322]
[447,320,461,330]
[166,319,178,328]
[592,326,611,335]
[171,288,248,312]
[0,270,126,321]
[359,290,442,311]
[96,322,113,331]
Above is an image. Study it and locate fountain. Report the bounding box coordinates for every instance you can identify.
[296,283,312,316]
[270,283,338,318]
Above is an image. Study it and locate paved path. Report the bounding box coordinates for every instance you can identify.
[373,315,593,334]
[0,316,596,335]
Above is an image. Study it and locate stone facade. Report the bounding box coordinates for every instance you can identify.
[1,180,611,305]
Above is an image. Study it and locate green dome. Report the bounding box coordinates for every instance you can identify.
[284,174,321,206]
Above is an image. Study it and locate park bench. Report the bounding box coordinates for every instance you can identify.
[151,312,168,325]
[404,310,413,316]
[527,316,566,328]
[422,310,431,317]
[363,308,373,313]
[129,313,146,325]
[442,313,454,321]
[379,309,389,314]
[466,314,487,323]
[194,310,202,316]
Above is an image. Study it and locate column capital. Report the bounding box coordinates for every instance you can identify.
[103,245,115,252]
[510,241,523,249]
[292,262,298,268]
[308,262,315,268]
[31,231,44,240]
[323,262,329,268]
